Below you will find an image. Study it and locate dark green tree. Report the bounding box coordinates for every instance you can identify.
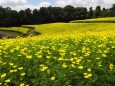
[94,6,101,18]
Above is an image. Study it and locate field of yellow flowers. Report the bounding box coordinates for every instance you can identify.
[0,31,115,86]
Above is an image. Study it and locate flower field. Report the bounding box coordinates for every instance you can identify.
[70,17,115,23]
[0,31,115,86]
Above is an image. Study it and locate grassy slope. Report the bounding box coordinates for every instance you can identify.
[34,23,115,35]
[0,27,29,34]
[70,17,115,23]
[0,17,115,36]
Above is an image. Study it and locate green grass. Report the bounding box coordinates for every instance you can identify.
[0,27,29,34]
[33,23,115,35]
[70,17,115,23]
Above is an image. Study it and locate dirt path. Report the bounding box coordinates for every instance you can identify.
[0,31,22,38]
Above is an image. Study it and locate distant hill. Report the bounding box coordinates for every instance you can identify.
[70,17,115,23]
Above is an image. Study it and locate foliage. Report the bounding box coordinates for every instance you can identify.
[0,32,115,86]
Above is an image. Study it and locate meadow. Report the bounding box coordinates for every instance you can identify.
[33,23,115,35]
[0,27,29,34]
[70,17,115,23]
[0,17,115,86]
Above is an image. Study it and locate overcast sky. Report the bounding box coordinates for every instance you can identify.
[0,0,115,10]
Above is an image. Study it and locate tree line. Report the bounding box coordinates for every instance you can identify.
[0,4,115,27]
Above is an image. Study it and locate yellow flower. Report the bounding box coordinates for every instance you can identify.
[26,55,32,59]
[84,73,92,78]
[20,73,26,76]
[40,66,48,71]
[13,65,17,68]
[46,56,51,59]
[1,73,6,78]
[78,66,83,69]
[102,54,107,58]
[20,83,25,86]
[0,83,2,85]
[62,64,67,68]
[9,63,14,66]
[58,57,64,61]
[5,79,11,83]
[109,63,113,70]
[87,68,91,72]
[71,64,76,68]
[18,67,23,70]
[10,69,17,73]
[50,76,55,80]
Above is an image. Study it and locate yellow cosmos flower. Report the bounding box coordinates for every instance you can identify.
[0,83,2,85]
[50,76,55,80]
[18,67,23,70]
[46,56,51,59]
[10,69,17,73]
[1,73,6,78]
[87,68,91,72]
[84,73,92,78]
[20,73,26,76]
[78,66,83,69]
[26,55,32,59]
[58,57,64,61]
[5,79,11,83]
[109,63,113,70]
[20,83,25,86]
[9,63,14,66]
[102,54,107,58]
[62,64,67,68]
[40,66,48,71]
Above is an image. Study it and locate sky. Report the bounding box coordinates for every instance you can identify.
[0,0,115,10]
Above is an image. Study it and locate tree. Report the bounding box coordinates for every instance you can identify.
[88,7,94,18]
[94,6,101,18]
[110,4,115,16]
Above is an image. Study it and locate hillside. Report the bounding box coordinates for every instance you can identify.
[31,23,115,35]
[70,17,115,23]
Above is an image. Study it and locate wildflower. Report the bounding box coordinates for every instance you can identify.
[20,83,25,86]
[50,76,55,80]
[18,67,23,70]
[5,79,11,83]
[9,63,14,66]
[78,66,83,69]
[10,69,17,73]
[84,73,92,78]
[102,54,107,58]
[1,73,6,78]
[109,63,113,70]
[40,66,48,71]
[62,64,67,68]
[87,68,91,72]
[71,64,76,68]
[58,57,64,61]
[39,64,48,71]
[20,73,26,76]
[26,55,32,59]
[46,56,51,59]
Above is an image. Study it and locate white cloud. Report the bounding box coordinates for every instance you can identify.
[0,0,28,7]
[0,0,51,10]
[0,0,115,10]
[56,0,115,8]
[12,2,51,10]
